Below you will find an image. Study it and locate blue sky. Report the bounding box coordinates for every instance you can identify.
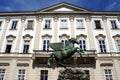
[0,0,120,12]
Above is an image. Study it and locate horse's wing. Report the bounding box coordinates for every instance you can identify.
[49,43,64,51]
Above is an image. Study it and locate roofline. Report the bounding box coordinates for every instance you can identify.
[0,2,120,16]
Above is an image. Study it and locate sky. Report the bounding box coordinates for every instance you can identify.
[0,0,120,12]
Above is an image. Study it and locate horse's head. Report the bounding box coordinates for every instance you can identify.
[68,38,79,44]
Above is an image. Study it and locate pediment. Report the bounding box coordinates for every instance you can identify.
[37,2,91,12]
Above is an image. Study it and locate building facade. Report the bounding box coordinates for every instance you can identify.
[0,2,120,80]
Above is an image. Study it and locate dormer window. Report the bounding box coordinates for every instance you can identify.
[44,20,51,29]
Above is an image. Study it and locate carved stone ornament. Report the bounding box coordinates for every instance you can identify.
[102,15,107,22]
[36,15,43,22]
[23,34,33,40]
[85,15,91,21]
[95,34,106,39]
[113,34,120,40]
[42,34,52,39]
[59,34,70,39]
[76,34,87,39]
[54,16,58,22]
[21,16,26,22]
[6,35,16,41]
[100,63,113,67]
[6,16,11,22]
[69,15,74,21]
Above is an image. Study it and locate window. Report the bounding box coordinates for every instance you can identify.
[94,20,102,29]
[99,40,106,52]
[104,69,113,80]
[0,21,2,29]
[26,20,33,29]
[76,19,84,28]
[79,40,86,51]
[61,20,67,28]
[45,20,51,29]
[23,40,30,53]
[110,20,118,29]
[61,40,67,46]
[116,40,120,52]
[40,70,48,80]
[43,40,49,51]
[5,40,12,53]
[17,69,25,80]
[0,69,5,80]
[11,21,17,29]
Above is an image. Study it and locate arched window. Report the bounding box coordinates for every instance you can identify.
[113,34,120,52]
[59,34,69,46]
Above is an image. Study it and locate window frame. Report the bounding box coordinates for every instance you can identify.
[44,20,51,29]
[26,20,34,30]
[116,40,120,52]
[99,40,106,52]
[60,19,68,28]
[110,20,118,29]
[0,21,3,29]
[43,40,50,51]
[0,69,5,80]
[104,69,113,80]
[79,39,86,51]
[23,40,30,53]
[94,20,102,29]
[5,40,13,53]
[40,70,48,80]
[17,69,26,80]
[11,21,18,29]
[76,19,84,28]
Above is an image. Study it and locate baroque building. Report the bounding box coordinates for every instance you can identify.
[0,2,120,80]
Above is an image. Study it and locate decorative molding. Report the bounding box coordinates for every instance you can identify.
[100,63,113,67]
[113,34,120,38]
[69,15,74,21]
[36,15,43,22]
[85,15,91,21]
[6,16,10,22]
[21,16,26,22]
[59,34,70,39]
[17,63,29,67]
[0,63,10,66]
[23,34,33,40]
[95,34,106,39]
[6,34,16,40]
[102,15,107,22]
[54,15,59,22]
[42,34,52,39]
[76,34,87,39]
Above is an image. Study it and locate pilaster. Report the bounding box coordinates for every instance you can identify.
[53,16,58,42]
[0,16,10,51]
[69,15,74,38]
[15,16,26,52]
[85,15,96,50]
[102,15,114,52]
[33,15,43,50]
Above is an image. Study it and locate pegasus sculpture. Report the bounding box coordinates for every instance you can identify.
[47,38,83,68]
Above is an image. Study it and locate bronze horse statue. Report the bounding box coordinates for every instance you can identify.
[47,38,83,68]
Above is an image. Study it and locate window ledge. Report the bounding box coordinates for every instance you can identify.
[43,28,52,30]
[25,28,34,30]
[60,27,68,29]
[94,28,103,30]
[76,27,85,29]
[9,29,17,30]
[111,28,120,30]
